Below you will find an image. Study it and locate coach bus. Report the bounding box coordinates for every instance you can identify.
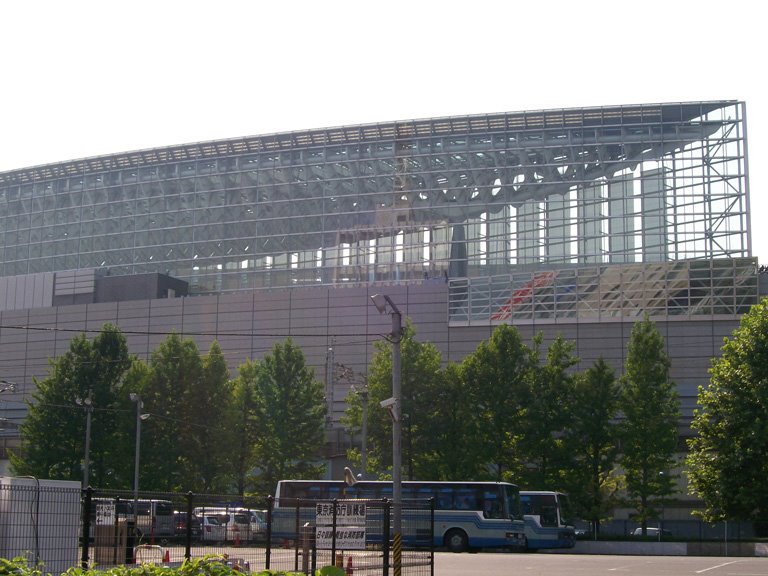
[519,491,575,550]
[273,479,526,552]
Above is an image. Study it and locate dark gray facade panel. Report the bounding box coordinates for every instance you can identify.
[0,311,30,345]
[216,312,254,332]
[252,292,295,325]
[54,304,90,327]
[146,299,186,347]
[116,315,150,332]
[84,303,121,328]
[290,300,335,331]
[116,299,155,317]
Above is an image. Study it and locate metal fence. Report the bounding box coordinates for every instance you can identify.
[5,480,761,575]
[266,496,434,576]
[0,482,433,576]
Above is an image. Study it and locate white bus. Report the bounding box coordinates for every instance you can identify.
[519,491,575,550]
[273,479,526,553]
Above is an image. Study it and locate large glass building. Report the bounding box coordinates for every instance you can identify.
[0,101,750,294]
[0,100,759,477]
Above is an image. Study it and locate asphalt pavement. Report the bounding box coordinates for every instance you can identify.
[434,552,767,576]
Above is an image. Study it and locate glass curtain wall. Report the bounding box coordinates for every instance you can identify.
[0,101,749,295]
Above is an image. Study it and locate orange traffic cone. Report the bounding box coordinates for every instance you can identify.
[163,549,170,563]
[346,556,354,575]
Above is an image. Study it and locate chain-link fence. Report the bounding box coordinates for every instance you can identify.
[75,487,434,575]
[264,496,434,576]
[79,487,272,571]
[7,479,763,575]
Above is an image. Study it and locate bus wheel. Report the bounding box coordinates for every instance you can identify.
[444,529,469,553]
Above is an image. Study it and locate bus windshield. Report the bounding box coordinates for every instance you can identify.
[518,491,576,551]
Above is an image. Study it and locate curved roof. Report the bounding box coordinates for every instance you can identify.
[0,100,732,184]
[0,100,749,293]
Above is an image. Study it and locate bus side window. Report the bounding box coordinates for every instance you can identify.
[435,488,452,510]
[454,488,477,510]
[483,498,502,519]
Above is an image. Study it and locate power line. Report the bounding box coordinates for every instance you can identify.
[0,322,382,340]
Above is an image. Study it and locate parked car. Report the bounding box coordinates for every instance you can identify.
[630,527,672,537]
[248,509,267,540]
[193,506,266,542]
[574,522,593,539]
[200,515,226,542]
[173,511,201,538]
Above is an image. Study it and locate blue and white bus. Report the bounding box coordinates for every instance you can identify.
[273,479,526,553]
[519,491,575,550]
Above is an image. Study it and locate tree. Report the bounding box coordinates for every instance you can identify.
[687,298,768,533]
[563,357,622,534]
[417,362,486,480]
[251,338,326,495]
[618,316,679,533]
[187,341,233,492]
[520,334,578,488]
[138,332,202,491]
[231,360,263,496]
[462,324,533,481]
[139,333,233,492]
[353,320,443,480]
[10,324,134,488]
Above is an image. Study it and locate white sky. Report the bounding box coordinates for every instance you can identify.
[2,1,766,259]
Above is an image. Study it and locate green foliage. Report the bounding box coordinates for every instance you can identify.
[0,556,252,576]
[353,320,443,480]
[0,556,43,576]
[253,563,343,575]
[314,567,345,576]
[139,333,232,492]
[519,334,579,488]
[618,316,679,526]
[416,362,486,480]
[563,357,622,527]
[230,361,263,495]
[10,324,134,487]
[463,324,533,481]
[250,338,327,495]
[687,298,768,526]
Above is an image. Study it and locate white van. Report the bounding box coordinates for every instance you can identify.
[135,499,174,538]
[192,506,258,542]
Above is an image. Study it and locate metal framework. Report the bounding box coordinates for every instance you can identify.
[449,257,758,325]
[0,101,750,298]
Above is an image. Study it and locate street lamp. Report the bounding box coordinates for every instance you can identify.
[129,394,150,511]
[360,385,368,479]
[658,471,666,542]
[75,394,93,488]
[370,293,402,575]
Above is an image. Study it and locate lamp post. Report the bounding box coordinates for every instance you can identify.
[129,393,146,511]
[360,385,368,479]
[76,394,93,488]
[370,293,402,576]
[658,471,666,542]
